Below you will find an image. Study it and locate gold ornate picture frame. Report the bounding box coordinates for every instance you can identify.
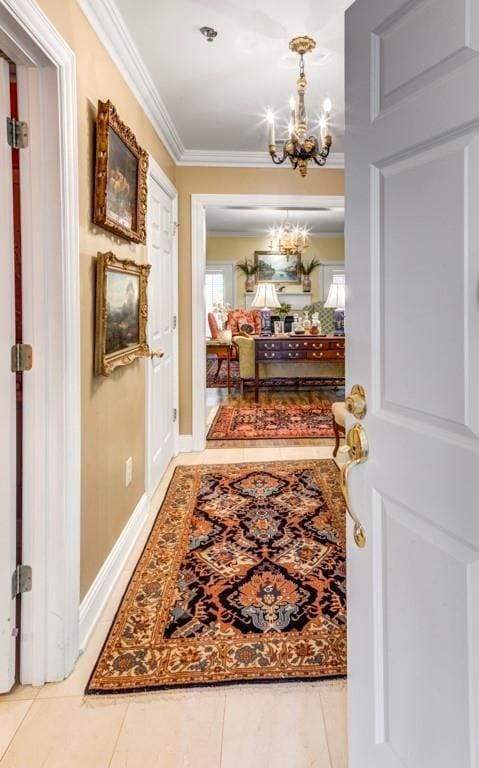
[95,251,151,377]
[94,100,149,244]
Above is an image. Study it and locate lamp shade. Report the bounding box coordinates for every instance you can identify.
[251,282,281,309]
[324,276,345,309]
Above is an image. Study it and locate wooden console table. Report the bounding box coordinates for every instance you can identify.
[254,335,345,403]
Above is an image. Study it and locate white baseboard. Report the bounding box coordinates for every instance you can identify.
[78,492,149,651]
[178,434,193,452]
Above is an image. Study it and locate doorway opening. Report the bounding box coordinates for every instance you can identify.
[191,194,346,451]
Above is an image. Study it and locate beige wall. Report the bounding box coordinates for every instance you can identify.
[36,0,176,598]
[176,167,345,435]
[206,235,344,305]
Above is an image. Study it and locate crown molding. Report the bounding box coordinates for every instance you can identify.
[207,231,344,238]
[76,0,184,162]
[178,150,345,168]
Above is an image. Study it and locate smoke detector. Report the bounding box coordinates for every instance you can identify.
[200,26,218,42]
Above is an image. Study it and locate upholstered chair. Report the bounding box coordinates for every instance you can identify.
[207,312,238,379]
[226,309,262,335]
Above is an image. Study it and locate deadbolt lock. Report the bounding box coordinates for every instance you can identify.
[346,384,367,420]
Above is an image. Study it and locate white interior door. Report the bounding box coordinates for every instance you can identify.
[146,170,177,493]
[346,0,479,766]
[0,57,17,692]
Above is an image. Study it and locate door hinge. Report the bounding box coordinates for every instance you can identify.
[173,408,178,422]
[6,117,28,149]
[12,565,32,599]
[11,343,33,373]
[173,315,177,330]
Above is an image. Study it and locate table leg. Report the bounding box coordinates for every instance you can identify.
[227,345,231,393]
[255,360,259,403]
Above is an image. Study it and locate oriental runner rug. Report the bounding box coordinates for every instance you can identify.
[86,461,346,694]
[207,403,336,440]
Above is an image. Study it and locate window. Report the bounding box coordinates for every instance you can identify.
[204,263,234,336]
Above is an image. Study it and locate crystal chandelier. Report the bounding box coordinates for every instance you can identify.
[267,36,332,177]
[269,212,310,255]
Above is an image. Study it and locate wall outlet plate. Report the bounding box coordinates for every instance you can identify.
[125,457,133,487]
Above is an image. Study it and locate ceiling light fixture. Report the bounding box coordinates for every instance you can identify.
[267,36,332,177]
[200,26,218,42]
[269,211,310,255]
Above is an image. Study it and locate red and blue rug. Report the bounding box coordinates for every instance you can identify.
[86,461,346,693]
[207,403,336,440]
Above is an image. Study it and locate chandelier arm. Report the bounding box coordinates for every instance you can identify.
[270,152,288,165]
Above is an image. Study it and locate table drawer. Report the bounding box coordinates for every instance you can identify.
[256,340,282,352]
[257,350,307,361]
[306,350,345,361]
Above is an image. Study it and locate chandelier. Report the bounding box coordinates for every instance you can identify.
[269,212,310,255]
[267,36,332,177]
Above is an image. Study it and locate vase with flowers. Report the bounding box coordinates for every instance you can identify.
[213,301,232,342]
[235,258,259,293]
[299,257,321,292]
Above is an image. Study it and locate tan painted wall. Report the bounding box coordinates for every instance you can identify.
[176,167,345,435]
[206,235,345,305]
[36,0,176,598]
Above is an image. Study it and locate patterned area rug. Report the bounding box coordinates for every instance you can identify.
[206,358,342,390]
[207,403,336,440]
[87,461,346,693]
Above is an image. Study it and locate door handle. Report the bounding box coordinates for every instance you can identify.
[149,349,164,359]
[339,423,368,548]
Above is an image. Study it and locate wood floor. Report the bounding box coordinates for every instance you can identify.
[206,385,344,449]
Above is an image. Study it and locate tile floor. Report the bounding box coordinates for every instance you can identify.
[0,446,348,768]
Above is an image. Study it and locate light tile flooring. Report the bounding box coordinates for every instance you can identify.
[0,446,347,768]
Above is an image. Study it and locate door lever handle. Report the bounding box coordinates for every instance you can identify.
[149,349,164,359]
[339,423,368,548]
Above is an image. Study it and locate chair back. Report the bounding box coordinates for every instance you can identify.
[207,312,220,339]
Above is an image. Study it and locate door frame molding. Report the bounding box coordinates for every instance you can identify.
[0,0,80,685]
[145,156,179,499]
[191,194,345,451]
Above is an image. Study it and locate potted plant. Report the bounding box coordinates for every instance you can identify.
[299,257,321,292]
[278,301,292,321]
[236,258,259,293]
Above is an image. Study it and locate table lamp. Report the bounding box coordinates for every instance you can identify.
[325,275,345,336]
[251,282,281,335]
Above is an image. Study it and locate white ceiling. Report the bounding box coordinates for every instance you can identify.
[112,0,353,155]
[206,207,344,236]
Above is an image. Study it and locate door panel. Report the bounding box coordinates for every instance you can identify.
[146,174,176,493]
[346,0,479,765]
[0,57,17,692]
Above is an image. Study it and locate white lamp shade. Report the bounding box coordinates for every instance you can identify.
[251,282,281,309]
[324,276,345,309]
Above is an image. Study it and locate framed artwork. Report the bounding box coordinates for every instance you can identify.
[254,251,301,284]
[95,251,151,376]
[93,100,149,244]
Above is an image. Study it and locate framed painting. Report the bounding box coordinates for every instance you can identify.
[95,251,151,376]
[94,100,149,244]
[254,251,301,284]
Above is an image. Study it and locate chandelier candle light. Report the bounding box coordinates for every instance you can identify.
[269,211,309,256]
[267,36,332,177]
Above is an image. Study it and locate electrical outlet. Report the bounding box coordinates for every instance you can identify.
[125,457,133,487]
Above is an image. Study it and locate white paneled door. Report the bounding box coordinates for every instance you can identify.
[146,169,177,494]
[345,0,479,766]
[0,58,17,692]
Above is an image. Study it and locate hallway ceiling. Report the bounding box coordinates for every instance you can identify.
[112,0,353,155]
[206,207,344,236]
